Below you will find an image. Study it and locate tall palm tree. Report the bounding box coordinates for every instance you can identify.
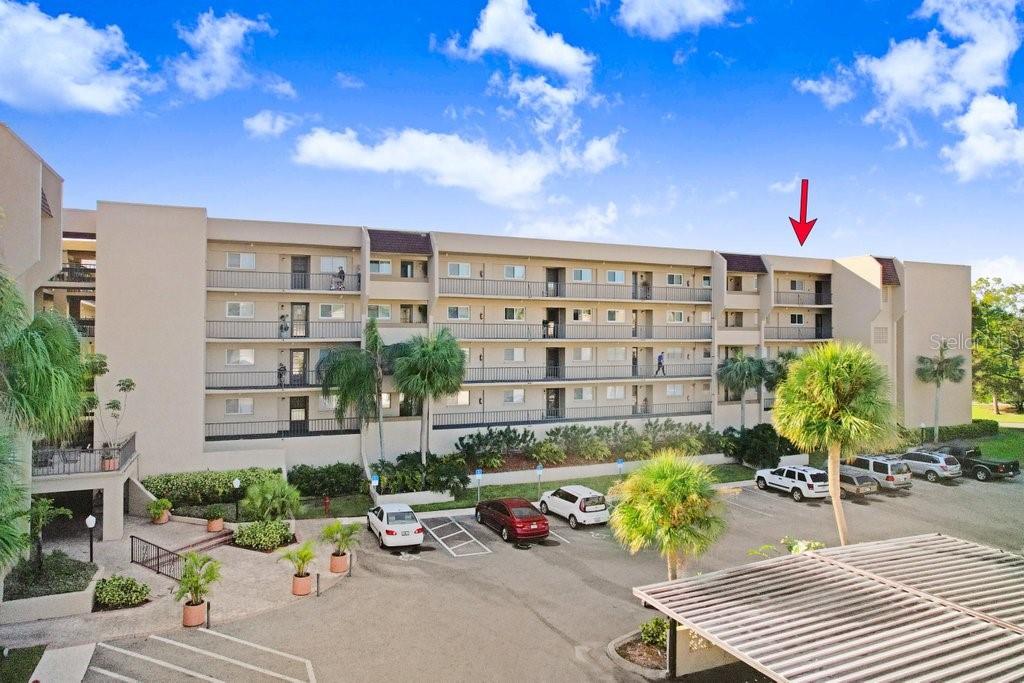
[610,451,725,673]
[716,353,765,430]
[0,428,29,569]
[916,341,966,443]
[774,343,894,546]
[764,350,800,393]
[393,329,466,464]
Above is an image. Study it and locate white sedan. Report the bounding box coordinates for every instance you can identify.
[367,503,424,549]
[539,485,610,529]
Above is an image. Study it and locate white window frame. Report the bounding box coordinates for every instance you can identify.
[606,385,625,400]
[320,395,338,411]
[319,256,348,273]
[667,273,684,286]
[447,305,470,321]
[368,304,392,321]
[667,384,684,397]
[571,268,593,283]
[701,275,712,287]
[503,265,526,280]
[573,387,594,401]
[665,347,684,361]
[503,388,525,404]
[572,347,593,362]
[607,347,627,362]
[572,308,593,322]
[667,310,685,323]
[225,348,255,366]
[226,301,255,318]
[448,262,470,278]
[225,397,254,415]
[369,259,392,275]
[606,309,625,323]
[504,307,526,321]
[447,390,471,406]
[226,252,256,270]
[790,313,804,325]
[606,270,625,284]
[790,279,804,291]
[504,347,526,363]
[380,392,392,409]
[319,303,346,319]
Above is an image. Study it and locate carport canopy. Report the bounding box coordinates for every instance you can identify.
[633,534,1024,682]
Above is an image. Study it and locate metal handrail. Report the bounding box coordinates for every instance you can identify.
[438,322,713,340]
[434,401,713,429]
[463,363,714,383]
[50,263,96,283]
[205,417,361,441]
[763,326,833,340]
[438,277,712,302]
[206,370,320,389]
[774,291,832,306]
[130,535,183,581]
[32,432,136,476]
[205,320,362,339]
[207,270,361,291]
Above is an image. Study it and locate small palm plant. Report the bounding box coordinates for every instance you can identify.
[915,341,966,443]
[175,552,221,626]
[241,478,300,521]
[774,343,895,546]
[319,520,361,558]
[716,353,766,429]
[29,497,72,570]
[279,540,317,577]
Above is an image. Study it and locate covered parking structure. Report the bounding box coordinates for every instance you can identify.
[634,534,1024,682]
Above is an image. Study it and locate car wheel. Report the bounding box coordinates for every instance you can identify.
[476,510,483,522]
[568,515,579,529]
[975,468,990,482]
[367,519,372,531]
[791,488,804,502]
[839,489,847,500]
[378,533,385,549]
[539,501,549,514]
[501,527,511,542]
[756,477,767,490]
[926,470,938,483]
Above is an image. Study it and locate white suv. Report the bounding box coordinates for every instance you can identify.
[539,485,609,528]
[755,466,829,502]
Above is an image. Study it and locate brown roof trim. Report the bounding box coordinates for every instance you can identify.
[874,256,901,286]
[720,252,767,273]
[368,229,433,255]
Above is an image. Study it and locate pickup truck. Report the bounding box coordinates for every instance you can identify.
[929,445,1021,482]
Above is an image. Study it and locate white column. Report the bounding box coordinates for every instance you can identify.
[102,481,124,540]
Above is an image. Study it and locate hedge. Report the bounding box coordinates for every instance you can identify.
[287,462,366,497]
[94,575,151,610]
[937,419,999,441]
[233,520,292,551]
[142,468,282,507]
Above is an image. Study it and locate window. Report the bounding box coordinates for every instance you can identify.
[225,398,254,415]
[667,384,683,397]
[701,275,712,287]
[447,390,471,406]
[572,347,593,361]
[606,385,625,400]
[461,347,470,363]
[873,326,889,344]
[448,262,470,278]
[700,310,711,324]
[320,395,338,411]
[666,347,684,360]
[571,268,593,282]
[607,347,626,361]
[368,304,392,320]
[727,275,743,292]
[226,349,255,365]
[380,393,392,409]
[319,304,345,319]
[503,389,525,404]
[573,387,594,401]
[702,347,712,358]
[607,270,625,284]
[226,301,254,318]
[790,280,804,291]
[606,309,625,323]
[667,273,684,286]
[503,347,525,362]
[504,307,525,321]
[447,306,470,320]
[790,314,804,325]
[319,256,348,273]
[667,311,685,323]
[503,265,526,280]
[369,259,391,274]
[226,252,256,270]
[572,308,593,322]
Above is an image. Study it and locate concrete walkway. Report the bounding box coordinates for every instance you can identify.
[30,643,95,682]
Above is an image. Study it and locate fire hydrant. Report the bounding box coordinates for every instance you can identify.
[322,495,331,516]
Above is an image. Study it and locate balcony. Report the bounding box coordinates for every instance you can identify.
[49,263,96,285]
[439,322,713,341]
[72,318,95,338]
[463,363,714,384]
[205,417,360,441]
[434,401,713,429]
[774,291,832,306]
[32,433,136,477]
[206,370,319,390]
[206,320,362,340]
[206,270,361,292]
[764,326,832,341]
[438,277,711,303]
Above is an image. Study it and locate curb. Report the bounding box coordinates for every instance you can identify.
[606,630,668,680]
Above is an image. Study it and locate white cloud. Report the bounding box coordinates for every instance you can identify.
[0,0,160,114]
[494,71,586,140]
[171,10,274,100]
[630,183,678,217]
[972,255,1024,283]
[672,46,696,65]
[292,127,558,208]
[243,110,301,138]
[577,131,626,172]
[793,64,856,109]
[335,71,365,89]
[507,202,619,240]
[617,0,734,40]
[941,93,1024,180]
[263,75,296,99]
[769,175,801,193]
[443,0,595,82]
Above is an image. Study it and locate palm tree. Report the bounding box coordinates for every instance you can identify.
[393,329,466,465]
[241,478,301,521]
[773,343,895,546]
[29,496,72,570]
[716,353,765,430]
[175,552,221,607]
[764,350,800,393]
[916,341,967,443]
[0,428,29,569]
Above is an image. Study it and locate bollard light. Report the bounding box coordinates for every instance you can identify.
[85,514,97,563]
[232,478,242,521]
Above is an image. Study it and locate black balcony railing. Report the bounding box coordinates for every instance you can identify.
[50,263,96,283]
[463,363,714,383]
[438,277,712,303]
[774,291,832,306]
[439,322,712,341]
[131,536,182,581]
[207,270,361,292]
[434,401,712,429]
[764,326,833,340]
[205,417,360,441]
[72,318,95,338]
[206,370,320,390]
[206,320,362,339]
[32,433,136,476]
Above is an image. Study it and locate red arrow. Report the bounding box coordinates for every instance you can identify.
[789,178,817,246]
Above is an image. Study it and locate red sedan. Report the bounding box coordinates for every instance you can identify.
[475,498,549,543]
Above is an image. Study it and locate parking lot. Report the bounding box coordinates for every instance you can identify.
[204,474,1021,682]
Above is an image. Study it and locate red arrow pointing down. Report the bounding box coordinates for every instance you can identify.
[789,178,816,246]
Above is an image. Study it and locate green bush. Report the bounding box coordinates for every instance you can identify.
[142,468,281,506]
[203,504,228,521]
[146,498,172,517]
[288,462,366,497]
[233,520,292,551]
[937,419,999,441]
[528,440,566,465]
[94,575,151,609]
[728,423,799,469]
[453,427,537,469]
[371,452,471,497]
[639,617,669,650]
[3,552,97,601]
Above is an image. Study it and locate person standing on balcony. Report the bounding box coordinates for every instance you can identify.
[656,351,666,376]
[335,265,346,290]
[277,363,288,387]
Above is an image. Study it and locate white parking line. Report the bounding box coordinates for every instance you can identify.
[87,666,139,682]
[150,635,305,683]
[197,628,317,683]
[95,643,223,682]
[423,517,492,557]
[725,496,775,517]
[548,529,572,544]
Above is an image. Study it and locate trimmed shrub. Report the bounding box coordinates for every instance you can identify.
[288,463,366,497]
[142,468,281,506]
[94,575,150,610]
[233,520,291,551]
[726,423,799,469]
[528,441,566,465]
[453,427,537,469]
[937,419,999,441]
[371,452,470,497]
[639,617,669,650]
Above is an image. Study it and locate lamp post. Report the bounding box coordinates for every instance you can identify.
[919,422,926,447]
[85,515,96,563]
[232,478,242,522]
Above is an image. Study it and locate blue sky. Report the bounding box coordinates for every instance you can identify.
[2,1,1024,279]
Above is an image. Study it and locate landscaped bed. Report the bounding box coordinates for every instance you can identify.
[615,634,666,670]
[3,552,97,601]
[0,646,45,683]
[175,494,373,522]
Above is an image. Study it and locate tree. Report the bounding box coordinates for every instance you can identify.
[393,329,466,465]
[96,377,136,446]
[971,278,1024,413]
[0,428,29,569]
[716,353,766,430]
[773,343,895,546]
[764,350,800,393]
[916,341,967,443]
[241,478,301,521]
[29,496,72,570]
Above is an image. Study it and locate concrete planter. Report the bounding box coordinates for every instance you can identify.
[606,630,668,681]
[0,566,103,625]
[329,552,350,574]
[291,574,312,596]
[182,601,206,627]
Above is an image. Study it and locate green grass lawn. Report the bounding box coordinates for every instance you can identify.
[0,646,45,683]
[969,429,1024,462]
[972,403,1024,423]
[411,462,753,513]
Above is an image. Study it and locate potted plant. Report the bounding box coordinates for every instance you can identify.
[204,505,227,533]
[147,498,172,524]
[278,540,316,596]
[174,552,221,627]
[101,452,118,471]
[319,520,361,574]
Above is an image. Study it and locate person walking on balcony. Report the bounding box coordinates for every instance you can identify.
[656,351,666,376]
[334,265,347,290]
[277,363,288,387]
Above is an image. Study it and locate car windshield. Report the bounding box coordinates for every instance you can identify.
[387,511,416,524]
[581,496,606,510]
[892,462,911,474]
[809,472,828,483]
[509,506,539,519]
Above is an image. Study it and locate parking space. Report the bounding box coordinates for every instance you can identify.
[421,516,492,557]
